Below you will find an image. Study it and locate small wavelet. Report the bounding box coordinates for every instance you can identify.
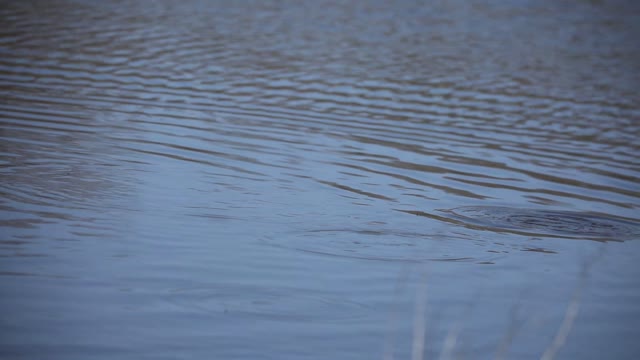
[442,206,640,241]
[263,228,504,263]
[165,283,369,322]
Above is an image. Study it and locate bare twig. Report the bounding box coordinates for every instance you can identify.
[383,264,412,360]
[494,301,525,360]
[412,268,429,360]
[540,245,605,360]
[438,319,463,360]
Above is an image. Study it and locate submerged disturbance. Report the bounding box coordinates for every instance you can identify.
[443,206,640,241]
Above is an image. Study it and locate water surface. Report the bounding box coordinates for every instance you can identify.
[1,1,640,359]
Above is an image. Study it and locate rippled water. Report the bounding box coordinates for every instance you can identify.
[1,1,640,359]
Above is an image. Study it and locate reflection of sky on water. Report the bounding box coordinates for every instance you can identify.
[1,0,639,359]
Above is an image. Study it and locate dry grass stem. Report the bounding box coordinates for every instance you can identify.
[540,245,604,360]
[411,269,428,360]
[383,265,412,360]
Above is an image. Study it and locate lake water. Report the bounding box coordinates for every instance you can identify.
[1,1,640,359]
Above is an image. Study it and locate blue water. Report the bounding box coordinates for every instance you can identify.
[1,1,640,359]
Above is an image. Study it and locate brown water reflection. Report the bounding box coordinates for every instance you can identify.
[1,0,639,359]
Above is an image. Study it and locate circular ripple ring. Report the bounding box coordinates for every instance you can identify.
[445,206,640,240]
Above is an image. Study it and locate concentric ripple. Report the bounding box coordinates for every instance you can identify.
[264,229,504,263]
[443,206,640,241]
[165,284,369,322]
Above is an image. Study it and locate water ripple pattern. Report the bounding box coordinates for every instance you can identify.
[1,0,638,253]
[166,284,370,322]
[1,1,640,358]
[443,206,640,241]
[1,0,639,259]
[263,229,503,263]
